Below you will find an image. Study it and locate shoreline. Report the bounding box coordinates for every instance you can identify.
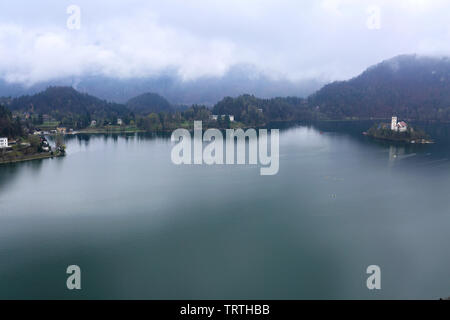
[0,152,64,165]
[75,129,146,134]
[364,133,434,144]
[39,118,450,136]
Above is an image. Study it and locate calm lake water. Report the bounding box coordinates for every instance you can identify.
[1,121,450,299]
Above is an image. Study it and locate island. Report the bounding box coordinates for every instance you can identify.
[364,117,433,144]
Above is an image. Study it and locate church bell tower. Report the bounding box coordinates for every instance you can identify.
[391,116,398,131]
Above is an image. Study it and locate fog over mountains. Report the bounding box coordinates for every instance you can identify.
[0,65,323,106]
[5,54,450,126]
[309,54,450,120]
[2,0,450,107]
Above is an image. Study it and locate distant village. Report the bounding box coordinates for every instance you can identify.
[210,114,235,122]
[0,111,71,162]
[1,111,240,155]
[0,135,60,153]
[11,111,130,135]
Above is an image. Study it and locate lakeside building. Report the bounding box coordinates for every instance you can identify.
[0,137,8,148]
[56,127,67,134]
[40,137,51,152]
[211,115,235,122]
[117,118,123,126]
[91,120,97,127]
[391,116,408,133]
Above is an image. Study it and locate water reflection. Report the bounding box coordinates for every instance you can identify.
[3,121,450,195]
[0,160,45,195]
[2,122,450,299]
[389,144,406,161]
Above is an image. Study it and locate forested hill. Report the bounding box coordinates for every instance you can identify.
[0,66,323,105]
[212,94,315,125]
[308,55,450,120]
[126,92,173,115]
[8,87,131,128]
[213,55,450,123]
[5,54,450,130]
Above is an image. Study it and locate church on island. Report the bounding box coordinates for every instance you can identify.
[391,116,408,133]
[365,116,431,143]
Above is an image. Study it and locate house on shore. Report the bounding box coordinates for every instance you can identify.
[56,127,67,134]
[0,137,8,148]
[211,115,235,122]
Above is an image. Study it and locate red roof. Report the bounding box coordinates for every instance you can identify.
[398,121,407,127]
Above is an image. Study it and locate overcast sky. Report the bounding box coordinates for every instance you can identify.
[0,0,449,85]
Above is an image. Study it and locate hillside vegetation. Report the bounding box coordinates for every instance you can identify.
[4,55,450,135]
[126,92,173,115]
[309,55,450,120]
[0,104,22,138]
[8,87,132,129]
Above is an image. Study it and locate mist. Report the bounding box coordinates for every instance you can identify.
[0,0,449,87]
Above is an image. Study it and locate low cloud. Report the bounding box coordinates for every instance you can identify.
[0,0,449,85]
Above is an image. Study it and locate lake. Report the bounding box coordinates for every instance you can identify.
[1,121,450,299]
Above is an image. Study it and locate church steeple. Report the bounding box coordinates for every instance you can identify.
[391,116,398,131]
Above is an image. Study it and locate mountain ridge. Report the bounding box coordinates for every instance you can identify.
[6,86,132,129]
[4,54,450,128]
[0,65,323,105]
[308,54,450,120]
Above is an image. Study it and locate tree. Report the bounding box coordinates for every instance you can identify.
[224,115,231,128]
[217,115,223,128]
[141,113,162,131]
[0,104,23,138]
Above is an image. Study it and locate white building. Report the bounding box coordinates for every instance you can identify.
[391,117,397,130]
[211,115,234,122]
[90,120,97,127]
[117,118,123,126]
[391,116,408,133]
[398,122,408,132]
[0,137,8,149]
[220,115,235,122]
